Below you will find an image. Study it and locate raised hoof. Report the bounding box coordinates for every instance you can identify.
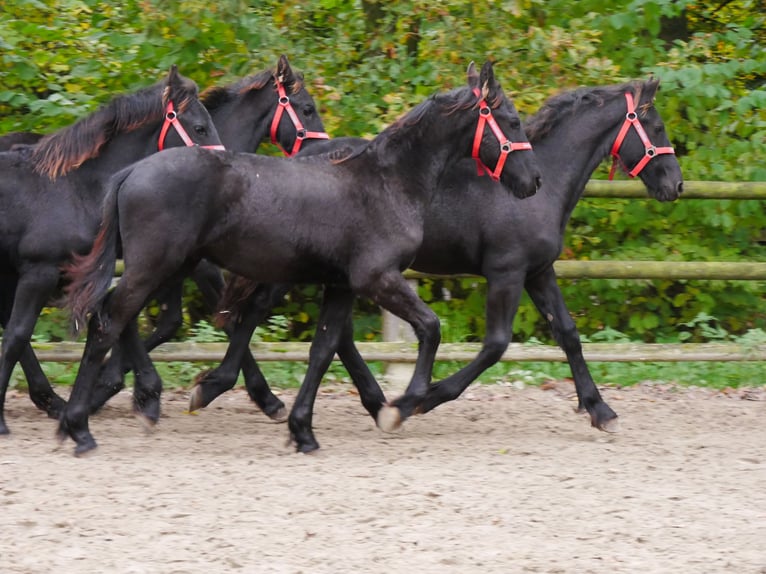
[265,406,288,423]
[188,385,206,412]
[597,416,620,433]
[134,396,161,425]
[45,396,68,420]
[74,437,98,457]
[134,411,159,433]
[377,404,402,433]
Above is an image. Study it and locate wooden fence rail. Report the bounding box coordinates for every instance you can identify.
[29,180,766,364]
[29,341,766,363]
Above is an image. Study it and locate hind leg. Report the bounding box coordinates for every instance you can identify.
[288,285,355,452]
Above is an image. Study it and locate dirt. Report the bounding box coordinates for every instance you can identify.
[1,380,765,574]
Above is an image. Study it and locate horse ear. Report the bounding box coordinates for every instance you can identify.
[163,64,182,104]
[277,54,297,90]
[644,76,660,101]
[466,61,479,89]
[479,61,498,100]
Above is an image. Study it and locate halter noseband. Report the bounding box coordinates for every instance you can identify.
[270,78,330,157]
[471,88,532,181]
[157,101,226,152]
[608,92,674,180]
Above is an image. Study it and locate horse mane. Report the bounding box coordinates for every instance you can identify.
[369,85,491,164]
[524,80,647,143]
[201,68,306,113]
[31,76,199,179]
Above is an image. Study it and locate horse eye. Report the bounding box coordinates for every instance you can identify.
[302,105,315,116]
[194,125,208,136]
[509,118,521,130]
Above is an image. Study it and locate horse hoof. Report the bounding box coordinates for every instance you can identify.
[266,406,288,423]
[134,411,158,433]
[188,385,205,412]
[134,398,161,425]
[599,416,620,433]
[0,425,9,436]
[377,405,402,433]
[295,440,320,454]
[74,439,98,457]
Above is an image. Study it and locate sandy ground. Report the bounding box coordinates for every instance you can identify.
[1,380,765,574]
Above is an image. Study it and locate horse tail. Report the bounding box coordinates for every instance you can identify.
[213,275,259,329]
[64,167,132,334]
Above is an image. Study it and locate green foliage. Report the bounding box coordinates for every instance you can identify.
[1,0,764,350]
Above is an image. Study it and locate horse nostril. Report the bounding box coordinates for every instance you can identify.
[535,174,542,191]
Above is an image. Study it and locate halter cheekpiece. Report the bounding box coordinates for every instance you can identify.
[608,91,674,180]
[270,77,330,157]
[471,88,532,181]
[157,101,226,151]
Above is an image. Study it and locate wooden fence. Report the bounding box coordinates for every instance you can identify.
[29,180,766,364]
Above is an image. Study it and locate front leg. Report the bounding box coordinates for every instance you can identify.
[525,266,618,431]
[418,274,525,414]
[0,265,60,434]
[189,283,289,418]
[365,272,441,431]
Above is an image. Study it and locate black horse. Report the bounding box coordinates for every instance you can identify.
[62,61,541,455]
[192,78,684,450]
[0,56,325,426]
[91,55,328,420]
[0,65,226,436]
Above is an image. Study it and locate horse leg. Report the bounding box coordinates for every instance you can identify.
[0,280,66,417]
[288,285,355,452]
[335,318,387,421]
[0,266,60,434]
[143,279,185,352]
[120,317,163,425]
[88,352,127,414]
[59,279,160,455]
[190,259,225,312]
[365,272,441,432]
[190,283,289,418]
[418,275,524,414]
[19,346,67,418]
[524,267,618,431]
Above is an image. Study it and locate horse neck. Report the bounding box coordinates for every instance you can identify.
[531,97,625,224]
[209,90,274,154]
[70,124,165,187]
[371,103,471,204]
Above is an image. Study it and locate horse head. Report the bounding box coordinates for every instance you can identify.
[158,65,224,151]
[269,55,329,156]
[608,78,684,202]
[466,61,541,199]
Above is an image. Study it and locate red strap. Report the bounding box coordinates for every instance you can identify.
[471,88,532,181]
[270,81,329,157]
[158,101,225,152]
[609,92,674,180]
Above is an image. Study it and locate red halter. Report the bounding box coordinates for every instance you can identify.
[157,101,226,152]
[609,92,674,180]
[471,88,532,181]
[270,79,330,157]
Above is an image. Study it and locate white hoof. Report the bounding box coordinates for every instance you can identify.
[377,405,402,433]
